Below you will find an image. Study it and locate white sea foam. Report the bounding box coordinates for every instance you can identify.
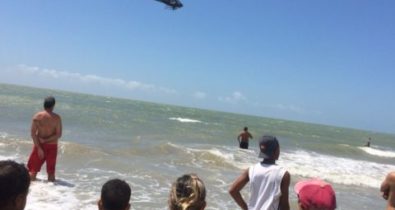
[25,177,94,210]
[207,148,235,160]
[0,143,18,160]
[167,143,244,169]
[338,143,351,147]
[0,154,18,160]
[0,131,9,139]
[173,143,259,170]
[169,117,202,123]
[358,146,395,158]
[281,150,393,188]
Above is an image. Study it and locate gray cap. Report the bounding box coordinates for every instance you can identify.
[258,135,279,159]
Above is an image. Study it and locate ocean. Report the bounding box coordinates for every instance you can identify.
[0,83,394,210]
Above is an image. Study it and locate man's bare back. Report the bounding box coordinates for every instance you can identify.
[32,111,62,144]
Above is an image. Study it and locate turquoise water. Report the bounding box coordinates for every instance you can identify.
[0,83,394,209]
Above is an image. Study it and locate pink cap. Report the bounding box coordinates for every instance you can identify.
[294,179,337,210]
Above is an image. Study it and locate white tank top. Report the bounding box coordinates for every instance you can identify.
[248,162,286,210]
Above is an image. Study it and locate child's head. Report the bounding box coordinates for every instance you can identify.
[169,174,206,210]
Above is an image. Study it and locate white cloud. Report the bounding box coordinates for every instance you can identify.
[274,103,304,113]
[15,64,176,94]
[218,91,247,104]
[193,91,206,99]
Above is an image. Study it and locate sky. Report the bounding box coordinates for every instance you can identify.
[0,0,394,134]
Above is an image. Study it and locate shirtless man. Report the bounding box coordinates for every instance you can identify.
[27,96,62,182]
[237,127,253,149]
[365,137,371,147]
[381,171,395,210]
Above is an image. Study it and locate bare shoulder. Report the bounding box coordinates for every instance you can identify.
[51,113,62,124]
[387,171,395,183]
[33,111,45,120]
[52,112,61,119]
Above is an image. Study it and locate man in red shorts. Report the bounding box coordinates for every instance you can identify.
[27,96,62,182]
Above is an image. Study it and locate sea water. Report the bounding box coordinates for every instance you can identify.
[0,83,394,210]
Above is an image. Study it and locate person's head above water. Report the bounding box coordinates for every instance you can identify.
[244,127,248,131]
[43,96,56,110]
[169,173,206,210]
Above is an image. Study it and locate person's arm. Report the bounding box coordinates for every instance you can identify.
[31,117,44,159]
[381,172,395,210]
[279,171,290,210]
[248,132,253,139]
[40,116,62,143]
[229,169,249,210]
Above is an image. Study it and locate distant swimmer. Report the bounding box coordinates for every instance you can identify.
[27,96,62,182]
[364,137,371,147]
[237,127,253,149]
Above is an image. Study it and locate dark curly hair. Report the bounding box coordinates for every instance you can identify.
[0,160,30,208]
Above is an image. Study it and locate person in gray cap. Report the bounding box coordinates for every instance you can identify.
[229,135,290,210]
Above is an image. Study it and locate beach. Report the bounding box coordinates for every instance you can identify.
[1,83,394,210]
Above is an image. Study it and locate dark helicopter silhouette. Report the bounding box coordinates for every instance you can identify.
[155,0,183,10]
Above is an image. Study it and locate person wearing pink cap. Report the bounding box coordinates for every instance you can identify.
[381,171,395,210]
[294,179,337,210]
[229,135,290,210]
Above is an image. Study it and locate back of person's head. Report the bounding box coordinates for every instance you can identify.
[258,135,280,160]
[0,160,30,210]
[244,127,248,131]
[169,173,206,210]
[99,179,131,210]
[43,96,56,110]
[294,179,336,210]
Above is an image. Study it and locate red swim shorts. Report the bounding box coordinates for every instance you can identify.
[27,144,58,175]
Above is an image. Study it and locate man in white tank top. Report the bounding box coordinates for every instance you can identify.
[229,135,290,210]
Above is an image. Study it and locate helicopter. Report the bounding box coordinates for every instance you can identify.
[155,0,183,10]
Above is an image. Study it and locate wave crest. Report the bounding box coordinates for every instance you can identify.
[358,146,395,158]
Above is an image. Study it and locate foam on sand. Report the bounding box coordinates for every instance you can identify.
[26,177,96,210]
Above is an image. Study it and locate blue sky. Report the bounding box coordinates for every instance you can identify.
[1,0,394,133]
